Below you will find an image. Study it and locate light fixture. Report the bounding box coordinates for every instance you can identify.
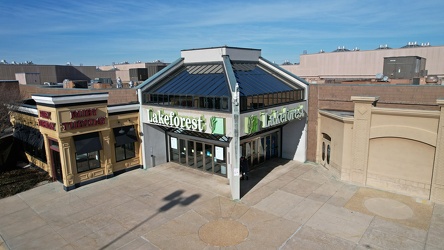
[128,119,135,132]
[119,128,125,134]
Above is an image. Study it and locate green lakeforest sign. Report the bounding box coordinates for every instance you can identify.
[245,105,305,134]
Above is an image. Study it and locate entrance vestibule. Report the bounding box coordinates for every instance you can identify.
[169,135,227,177]
[241,130,279,170]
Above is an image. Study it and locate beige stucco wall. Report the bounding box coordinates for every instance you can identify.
[318,111,353,179]
[317,96,444,202]
[366,109,439,199]
[318,114,344,173]
[367,138,434,199]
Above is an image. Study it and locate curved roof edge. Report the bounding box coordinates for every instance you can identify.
[136,58,184,91]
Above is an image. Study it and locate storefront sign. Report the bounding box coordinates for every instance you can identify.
[39,111,51,119]
[38,110,56,130]
[209,117,225,135]
[170,137,178,149]
[38,119,56,130]
[70,108,97,119]
[215,146,224,160]
[244,105,305,134]
[62,108,106,131]
[147,109,205,132]
[261,105,305,129]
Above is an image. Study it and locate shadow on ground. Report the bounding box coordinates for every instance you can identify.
[100,189,201,249]
[240,158,292,198]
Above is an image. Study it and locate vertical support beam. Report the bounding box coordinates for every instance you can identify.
[350,96,379,185]
[431,98,444,202]
[222,55,240,200]
[137,88,147,170]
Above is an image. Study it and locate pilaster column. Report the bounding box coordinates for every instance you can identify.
[59,137,74,188]
[101,130,114,176]
[431,99,444,202]
[350,96,379,185]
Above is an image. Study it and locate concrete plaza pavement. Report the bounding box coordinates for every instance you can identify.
[0,159,444,249]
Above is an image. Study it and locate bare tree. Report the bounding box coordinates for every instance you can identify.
[0,82,22,135]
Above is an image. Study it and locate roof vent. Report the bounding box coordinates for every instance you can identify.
[332,46,350,52]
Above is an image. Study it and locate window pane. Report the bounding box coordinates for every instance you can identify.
[263,94,269,107]
[240,97,247,111]
[327,145,331,164]
[247,96,253,110]
[76,153,90,173]
[171,95,180,106]
[193,96,199,108]
[214,146,227,177]
[256,95,264,108]
[125,142,135,159]
[221,97,229,110]
[215,97,221,110]
[273,93,278,105]
[88,151,100,169]
[322,142,325,161]
[143,93,150,103]
[207,97,214,109]
[115,145,125,162]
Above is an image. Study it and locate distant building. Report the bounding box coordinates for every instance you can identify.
[0,62,168,86]
[282,44,444,84]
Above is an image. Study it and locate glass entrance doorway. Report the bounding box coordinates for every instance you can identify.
[241,130,279,170]
[169,135,227,177]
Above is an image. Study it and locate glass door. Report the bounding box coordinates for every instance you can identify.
[179,139,186,164]
[251,139,258,165]
[244,142,251,163]
[258,138,265,164]
[52,150,63,182]
[196,142,203,170]
[204,144,213,173]
[170,136,179,163]
[271,132,278,158]
[187,140,195,167]
[214,146,226,176]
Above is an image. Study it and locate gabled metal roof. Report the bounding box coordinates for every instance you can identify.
[144,60,305,97]
[150,63,230,96]
[233,62,295,96]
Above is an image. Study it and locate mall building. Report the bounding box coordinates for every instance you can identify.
[9,46,308,200]
[9,46,444,204]
[136,46,308,200]
[10,93,141,190]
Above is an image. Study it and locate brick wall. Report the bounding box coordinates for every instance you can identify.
[19,85,138,105]
[307,84,444,161]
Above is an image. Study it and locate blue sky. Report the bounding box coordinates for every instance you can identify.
[1,0,443,66]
